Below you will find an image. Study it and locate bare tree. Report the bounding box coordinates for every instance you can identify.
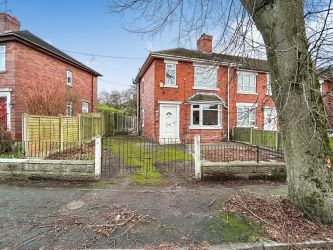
[109,0,333,223]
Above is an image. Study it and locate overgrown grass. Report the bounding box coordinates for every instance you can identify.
[104,137,192,185]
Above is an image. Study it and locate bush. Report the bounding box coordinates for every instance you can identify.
[0,127,13,153]
[97,104,122,113]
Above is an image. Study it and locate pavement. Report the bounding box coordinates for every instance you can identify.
[0,178,288,249]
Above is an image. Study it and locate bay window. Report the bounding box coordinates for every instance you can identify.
[237,72,256,94]
[237,105,256,127]
[191,103,221,128]
[194,65,217,89]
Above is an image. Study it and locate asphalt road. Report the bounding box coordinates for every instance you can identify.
[0,180,287,249]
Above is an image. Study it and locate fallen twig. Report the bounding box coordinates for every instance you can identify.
[206,198,216,207]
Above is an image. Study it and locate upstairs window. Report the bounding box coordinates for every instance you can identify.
[0,46,5,71]
[66,102,73,116]
[165,63,176,86]
[194,65,217,89]
[237,105,256,127]
[267,74,272,95]
[82,102,89,113]
[66,70,73,86]
[237,72,256,94]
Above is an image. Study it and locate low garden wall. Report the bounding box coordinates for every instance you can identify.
[202,160,286,177]
[0,158,97,180]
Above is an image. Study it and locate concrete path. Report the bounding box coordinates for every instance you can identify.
[0,180,287,249]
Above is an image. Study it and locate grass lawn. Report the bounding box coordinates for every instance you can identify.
[104,137,192,184]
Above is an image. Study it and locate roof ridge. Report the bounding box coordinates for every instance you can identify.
[0,29,102,76]
[154,47,267,62]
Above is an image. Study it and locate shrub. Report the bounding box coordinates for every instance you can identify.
[97,104,122,113]
[0,127,12,153]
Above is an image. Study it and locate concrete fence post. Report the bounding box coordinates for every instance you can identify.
[194,134,201,180]
[250,128,253,144]
[275,130,279,150]
[95,136,102,179]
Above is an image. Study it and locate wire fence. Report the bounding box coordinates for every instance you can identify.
[201,143,284,162]
[0,140,95,160]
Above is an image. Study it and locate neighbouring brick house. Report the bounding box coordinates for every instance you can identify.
[134,34,277,142]
[0,13,101,139]
[320,72,333,128]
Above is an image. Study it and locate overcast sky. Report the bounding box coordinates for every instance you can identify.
[6,0,183,93]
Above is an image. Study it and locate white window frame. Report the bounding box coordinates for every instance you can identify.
[164,60,178,87]
[193,64,218,90]
[320,79,324,93]
[66,70,73,86]
[66,102,73,116]
[81,102,89,113]
[264,107,278,131]
[141,108,144,128]
[0,46,5,71]
[190,103,222,129]
[266,74,272,96]
[236,102,257,127]
[237,71,257,94]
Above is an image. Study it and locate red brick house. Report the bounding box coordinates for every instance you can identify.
[0,13,101,139]
[320,73,333,128]
[134,34,277,142]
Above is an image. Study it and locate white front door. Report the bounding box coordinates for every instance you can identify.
[160,104,180,139]
[264,107,277,131]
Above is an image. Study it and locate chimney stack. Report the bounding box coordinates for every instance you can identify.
[0,13,20,33]
[197,33,213,53]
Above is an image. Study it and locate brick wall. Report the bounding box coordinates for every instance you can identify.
[153,59,226,142]
[322,80,333,128]
[0,41,98,139]
[228,68,275,131]
[140,61,155,138]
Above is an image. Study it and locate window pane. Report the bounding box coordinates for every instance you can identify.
[82,102,89,113]
[237,73,256,93]
[193,104,200,109]
[0,46,5,70]
[165,64,176,85]
[203,110,218,125]
[202,104,218,110]
[192,110,200,125]
[194,66,217,88]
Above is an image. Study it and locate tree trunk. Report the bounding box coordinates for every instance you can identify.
[241,0,333,223]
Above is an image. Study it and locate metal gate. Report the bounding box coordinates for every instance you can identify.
[101,136,194,178]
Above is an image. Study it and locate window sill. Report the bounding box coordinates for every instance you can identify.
[66,84,73,88]
[0,70,6,74]
[193,86,219,91]
[189,126,222,130]
[236,126,257,128]
[162,84,178,88]
[237,92,258,95]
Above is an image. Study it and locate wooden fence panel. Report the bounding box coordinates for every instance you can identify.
[233,127,283,149]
